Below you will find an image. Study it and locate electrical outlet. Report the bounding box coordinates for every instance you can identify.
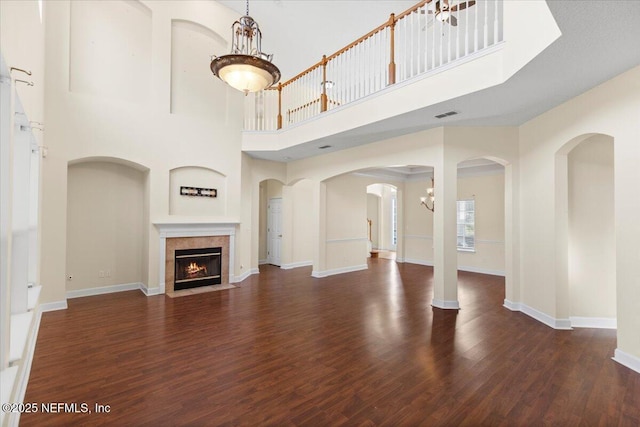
[106,269,111,277]
[99,270,105,278]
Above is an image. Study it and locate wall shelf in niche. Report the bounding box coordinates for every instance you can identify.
[180,186,217,198]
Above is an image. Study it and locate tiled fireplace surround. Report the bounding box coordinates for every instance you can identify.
[154,222,237,294]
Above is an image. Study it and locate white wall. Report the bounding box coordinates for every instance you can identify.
[39,0,244,302]
[403,179,434,265]
[568,135,615,319]
[169,166,227,216]
[324,174,369,272]
[69,0,152,103]
[520,65,640,361]
[366,193,380,248]
[289,179,314,265]
[66,161,146,291]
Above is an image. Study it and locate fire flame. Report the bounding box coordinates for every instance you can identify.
[186,262,207,277]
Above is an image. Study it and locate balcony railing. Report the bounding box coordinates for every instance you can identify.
[244,0,503,131]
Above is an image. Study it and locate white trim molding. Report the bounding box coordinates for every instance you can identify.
[401,258,434,267]
[504,300,572,330]
[312,264,368,278]
[458,266,505,277]
[234,269,256,283]
[570,316,617,329]
[66,282,142,299]
[258,258,268,265]
[153,221,238,295]
[281,260,313,270]
[613,349,640,375]
[432,299,460,310]
[326,237,368,243]
[39,300,68,312]
[140,286,162,296]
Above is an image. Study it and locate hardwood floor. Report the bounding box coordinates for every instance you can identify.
[22,260,640,426]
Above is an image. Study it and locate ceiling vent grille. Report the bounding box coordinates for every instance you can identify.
[435,111,459,119]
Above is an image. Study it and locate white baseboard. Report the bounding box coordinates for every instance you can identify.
[258,259,268,265]
[39,300,68,312]
[402,258,434,267]
[312,264,368,278]
[281,260,313,270]
[141,286,162,296]
[457,265,505,277]
[234,269,253,283]
[432,298,460,310]
[570,316,617,329]
[613,348,640,374]
[503,299,520,311]
[66,282,142,299]
[506,301,572,330]
[250,267,259,275]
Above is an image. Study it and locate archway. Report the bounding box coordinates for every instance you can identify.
[366,183,398,259]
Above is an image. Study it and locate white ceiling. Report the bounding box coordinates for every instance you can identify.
[219,1,640,163]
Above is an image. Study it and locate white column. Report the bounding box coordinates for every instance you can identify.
[503,163,521,307]
[432,155,459,309]
[613,132,640,371]
[311,181,327,277]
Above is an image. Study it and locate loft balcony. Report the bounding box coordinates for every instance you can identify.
[241,0,560,161]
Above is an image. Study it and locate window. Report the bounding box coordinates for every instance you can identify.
[457,199,475,251]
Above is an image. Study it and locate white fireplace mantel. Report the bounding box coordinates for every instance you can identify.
[152,219,239,294]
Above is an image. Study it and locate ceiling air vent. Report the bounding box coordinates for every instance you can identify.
[435,111,459,119]
[318,145,332,149]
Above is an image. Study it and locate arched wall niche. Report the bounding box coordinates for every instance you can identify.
[66,158,149,293]
[169,166,227,216]
[170,19,229,117]
[555,133,616,327]
[69,0,152,102]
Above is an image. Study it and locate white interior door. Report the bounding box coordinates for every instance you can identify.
[267,198,282,266]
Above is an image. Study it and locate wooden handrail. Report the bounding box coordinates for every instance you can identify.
[264,0,432,129]
[279,0,430,86]
[287,97,341,115]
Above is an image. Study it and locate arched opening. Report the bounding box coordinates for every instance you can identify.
[456,157,508,306]
[366,183,398,260]
[314,165,432,277]
[66,158,149,296]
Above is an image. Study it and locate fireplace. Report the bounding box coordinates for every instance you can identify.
[155,222,235,295]
[174,247,222,290]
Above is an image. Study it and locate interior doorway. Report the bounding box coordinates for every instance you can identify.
[267,198,283,266]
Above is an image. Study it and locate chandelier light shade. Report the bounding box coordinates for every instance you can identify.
[210,2,281,93]
[420,178,435,212]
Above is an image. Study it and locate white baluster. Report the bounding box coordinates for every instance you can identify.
[484,0,488,49]
[494,0,499,43]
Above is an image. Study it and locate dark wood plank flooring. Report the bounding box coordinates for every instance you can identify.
[22,260,640,426]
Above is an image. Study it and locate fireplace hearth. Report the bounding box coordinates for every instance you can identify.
[174,247,222,290]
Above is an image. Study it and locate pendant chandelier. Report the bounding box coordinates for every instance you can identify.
[420,178,435,212]
[210,0,281,94]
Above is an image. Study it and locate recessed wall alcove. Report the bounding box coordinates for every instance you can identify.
[169,166,227,216]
